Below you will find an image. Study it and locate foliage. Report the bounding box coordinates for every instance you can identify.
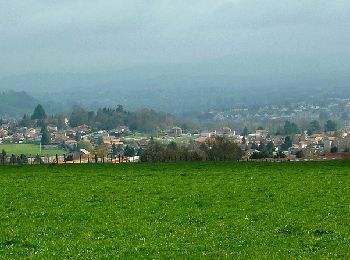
[250,143,258,150]
[68,105,177,133]
[250,151,272,159]
[205,137,244,161]
[140,139,202,162]
[95,145,108,157]
[69,105,90,128]
[324,120,337,132]
[75,132,82,142]
[34,154,43,164]
[307,120,321,135]
[124,145,135,157]
[40,125,50,145]
[277,120,299,135]
[111,143,123,155]
[77,141,94,153]
[19,114,32,127]
[295,150,305,158]
[330,146,338,153]
[16,154,28,164]
[281,136,293,151]
[250,141,275,159]
[275,151,286,159]
[31,104,47,120]
[242,127,249,136]
[47,114,66,130]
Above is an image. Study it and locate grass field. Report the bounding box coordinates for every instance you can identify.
[0,144,65,156]
[0,161,349,258]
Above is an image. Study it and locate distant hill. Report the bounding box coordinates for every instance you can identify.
[0,91,39,118]
[0,56,349,114]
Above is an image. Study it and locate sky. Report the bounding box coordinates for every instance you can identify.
[0,0,349,77]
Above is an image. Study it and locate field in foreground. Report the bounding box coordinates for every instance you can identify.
[0,161,349,259]
[0,144,64,156]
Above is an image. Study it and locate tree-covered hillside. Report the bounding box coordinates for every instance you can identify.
[0,91,39,118]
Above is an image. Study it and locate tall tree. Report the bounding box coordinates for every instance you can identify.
[19,114,32,127]
[281,136,293,151]
[324,120,337,132]
[307,120,321,135]
[31,104,47,120]
[206,137,244,161]
[124,145,135,157]
[40,125,50,145]
[77,141,94,153]
[69,105,89,127]
[242,127,249,136]
[283,120,299,135]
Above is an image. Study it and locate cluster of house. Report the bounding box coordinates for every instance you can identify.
[0,122,129,153]
[194,126,350,159]
[2,120,350,161]
[218,98,350,123]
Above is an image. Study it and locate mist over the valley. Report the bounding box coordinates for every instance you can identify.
[0,1,349,116]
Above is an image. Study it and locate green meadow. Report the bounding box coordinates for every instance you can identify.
[0,161,349,259]
[0,144,65,156]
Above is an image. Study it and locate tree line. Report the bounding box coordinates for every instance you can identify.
[140,137,244,162]
[69,105,179,133]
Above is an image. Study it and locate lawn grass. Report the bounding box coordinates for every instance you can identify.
[0,144,65,156]
[0,161,349,258]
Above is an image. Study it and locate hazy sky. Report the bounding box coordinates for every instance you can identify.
[0,0,349,76]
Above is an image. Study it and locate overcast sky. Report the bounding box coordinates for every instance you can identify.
[0,0,349,77]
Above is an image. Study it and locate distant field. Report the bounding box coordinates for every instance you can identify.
[0,144,65,156]
[0,161,349,258]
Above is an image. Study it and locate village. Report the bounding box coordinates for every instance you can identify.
[1,113,350,164]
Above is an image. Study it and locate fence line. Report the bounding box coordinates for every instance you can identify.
[0,152,298,166]
[0,153,137,165]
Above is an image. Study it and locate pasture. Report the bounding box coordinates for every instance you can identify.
[0,161,349,258]
[0,144,64,156]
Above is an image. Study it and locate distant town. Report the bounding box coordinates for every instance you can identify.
[1,102,350,164]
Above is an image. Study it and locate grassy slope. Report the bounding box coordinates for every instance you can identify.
[0,144,64,156]
[0,161,349,259]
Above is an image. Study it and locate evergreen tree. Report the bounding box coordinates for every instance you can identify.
[324,120,337,132]
[75,132,82,142]
[295,150,304,158]
[111,143,123,155]
[31,104,47,120]
[112,144,118,155]
[266,141,275,153]
[19,114,32,127]
[330,146,338,153]
[307,120,321,135]
[242,127,249,136]
[281,136,293,151]
[40,125,50,145]
[283,120,299,135]
[124,145,135,157]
